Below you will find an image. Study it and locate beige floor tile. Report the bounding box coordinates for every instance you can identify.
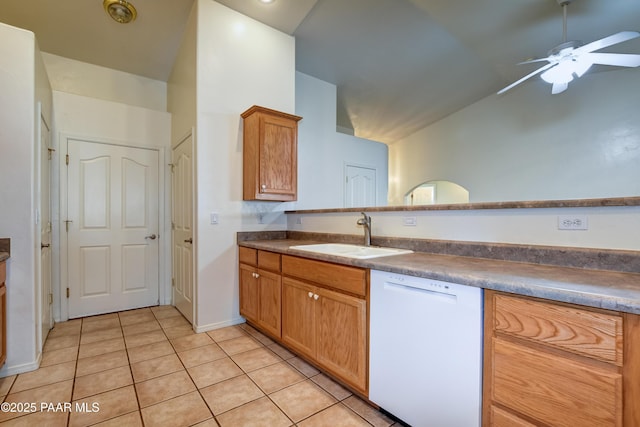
[177,343,226,368]
[247,361,305,394]
[217,335,262,356]
[11,361,76,393]
[310,373,353,400]
[298,403,371,427]
[267,342,296,360]
[287,357,320,377]
[269,380,337,423]
[124,329,167,349]
[121,320,161,336]
[199,375,264,415]
[81,317,120,333]
[170,333,213,352]
[40,346,78,367]
[72,365,133,400]
[140,390,212,427]
[135,370,196,408]
[244,327,275,346]
[162,324,195,339]
[47,321,82,338]
[158,315,191,330]
[79,327,123,345]
[0,374,16,396]
[192,419,220,427]
[118,310,156,326]
[78,337,125,359]
[127,340,175,364]
[0,380,73,422]
[151,305,181,319]
[69,385,138,427]
[91,410,142,426]
[43,334,80,352]
[206,325,247,342]
[231,347,281,373]
[342,396,395,427]
[0,410,68,426]
[75,350,129,377]
[82,312,119,323]
[130,353,185,383]
[187,357,243,389]
[216,396,292,427]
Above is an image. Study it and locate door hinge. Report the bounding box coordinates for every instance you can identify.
[168,163,175,173]
[65,154,69,165]
[64,220,73,232]
[171,222,175,230]
[47,147,55,160]
[66,288,70,298]
[172,278,175,288]
[49,293,53,305]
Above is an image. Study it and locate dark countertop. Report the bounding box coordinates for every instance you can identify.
[239,239,640,315]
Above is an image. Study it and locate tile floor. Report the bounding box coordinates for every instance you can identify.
[0,306,399,426]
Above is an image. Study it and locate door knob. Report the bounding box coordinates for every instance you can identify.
[41,243,50,249]
[145,234,157,240]
[184,238,193,244]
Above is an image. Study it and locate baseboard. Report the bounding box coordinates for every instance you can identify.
[194,316,245,334]
[0,353,42,378]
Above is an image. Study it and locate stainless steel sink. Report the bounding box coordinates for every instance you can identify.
[289,243,413,259]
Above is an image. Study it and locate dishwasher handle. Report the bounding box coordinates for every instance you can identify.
[383,280,457,303]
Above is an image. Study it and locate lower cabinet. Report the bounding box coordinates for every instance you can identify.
[0,260,5,368]
[483,290,640,427]
[239,248,369,396]
[282,277,367,394]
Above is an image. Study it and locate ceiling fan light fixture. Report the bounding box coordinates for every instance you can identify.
[103,0,137,24]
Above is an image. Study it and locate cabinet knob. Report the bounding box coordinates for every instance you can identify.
[255,273,260,278]
[314,294,319,300]
[260,184,267,191]
[308,292,313,298]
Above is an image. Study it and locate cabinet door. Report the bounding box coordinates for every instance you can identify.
[259,114,297,200]
[281,277,316,358]
[257,269,282,339]
[239,264,259,324]
[315,286,367,394]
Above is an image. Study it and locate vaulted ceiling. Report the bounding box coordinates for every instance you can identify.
[2,0,639,143]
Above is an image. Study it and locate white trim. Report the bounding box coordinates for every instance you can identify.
[0,353,42,377]
[194,316,245,334]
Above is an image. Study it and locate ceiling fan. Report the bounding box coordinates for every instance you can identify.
[498,0,640,95]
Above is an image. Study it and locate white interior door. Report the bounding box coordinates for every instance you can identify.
[171,134,194,324]
[345,164,377,207]
[67,139,160,318]
[39,111,53,345]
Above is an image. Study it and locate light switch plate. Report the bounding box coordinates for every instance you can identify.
[210,212,219,225]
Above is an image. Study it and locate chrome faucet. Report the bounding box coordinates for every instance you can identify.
[356,212,372,246]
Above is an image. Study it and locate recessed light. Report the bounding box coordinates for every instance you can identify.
[258,0,275,4]
[103,0,137,24]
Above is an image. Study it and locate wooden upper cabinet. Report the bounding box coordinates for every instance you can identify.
[241,105,302,201]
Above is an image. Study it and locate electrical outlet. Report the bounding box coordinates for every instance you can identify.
[296,217,302,225]
[210,212,219,225]
[403,216,417,226]
[558,215,588,230]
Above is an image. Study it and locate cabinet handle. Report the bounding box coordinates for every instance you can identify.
[308,292,313,298]
[314,294,319,300]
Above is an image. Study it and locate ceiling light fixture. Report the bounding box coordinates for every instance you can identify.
[103,0,137,24]
[258,0,275,4]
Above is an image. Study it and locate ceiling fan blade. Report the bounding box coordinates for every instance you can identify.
[576,31,640,54]
[517,57,553,65]
[497,62,556,95]
[582,52,640,68]
[551,82,568,95]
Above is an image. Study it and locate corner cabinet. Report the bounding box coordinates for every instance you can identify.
[483,290,640,427]
[239,247,282,339]
[241,105,302,202]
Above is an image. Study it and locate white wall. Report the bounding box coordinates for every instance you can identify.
[295,72,388,210]
[388,68,640,204]
[288,205,640,251]
[42,53,167,112]
[193,0,295,331]
[0,23,52,376]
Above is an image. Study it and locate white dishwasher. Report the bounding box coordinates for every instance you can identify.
[369,270,483,427]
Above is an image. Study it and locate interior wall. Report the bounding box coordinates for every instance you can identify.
[42,53,167,112]
[388,68,640,204]
[0,23,42,375]
[295,72,389,210]
[193,0,295,331]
